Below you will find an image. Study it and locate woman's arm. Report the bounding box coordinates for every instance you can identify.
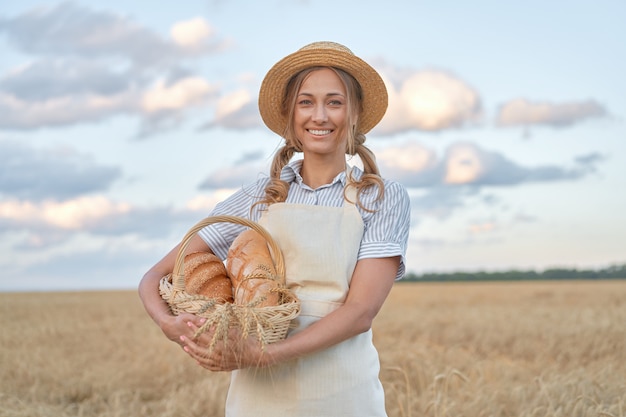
[138,234,214,347]
[182,256,400,371]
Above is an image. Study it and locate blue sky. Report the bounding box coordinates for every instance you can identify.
[1,0,624,291]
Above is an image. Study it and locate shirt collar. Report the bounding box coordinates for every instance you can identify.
[280,159,358,189]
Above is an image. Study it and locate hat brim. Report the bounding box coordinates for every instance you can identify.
[258,44,388,136]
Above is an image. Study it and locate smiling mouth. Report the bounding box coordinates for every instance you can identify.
[308,129,332,135]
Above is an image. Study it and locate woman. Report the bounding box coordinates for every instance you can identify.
[138,41,411,417]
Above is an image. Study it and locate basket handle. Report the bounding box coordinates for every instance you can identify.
[171,215,285,293]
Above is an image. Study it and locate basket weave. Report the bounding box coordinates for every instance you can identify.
[159,215,300,348]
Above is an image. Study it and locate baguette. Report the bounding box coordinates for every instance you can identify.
[226,229,283,307]
[183,252,234,303]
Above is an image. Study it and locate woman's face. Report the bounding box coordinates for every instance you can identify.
[293,68,348,160]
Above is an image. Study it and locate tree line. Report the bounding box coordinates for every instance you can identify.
[403,263,626,282]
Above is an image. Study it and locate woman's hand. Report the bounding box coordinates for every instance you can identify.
[138,235,216,348]
[180,323,267,372]
[159,312,206,347]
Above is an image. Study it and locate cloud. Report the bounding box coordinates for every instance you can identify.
[198,150,269,189]
[376,141,600,188]
[0,3,227,134]
[567,151,607,178]
[0,141,121,200]
[141,76,217,113]
[0,231,168,290]
[444,143,487,184]
[0,2,216,66]
[0,191,215,291]
[377,142,437,172]
[495,98,607,128]
[198,159,268,189]
[193,139,604,197]
[376,68,482,135]
[0,194,207,249]
[234,150,266,165]
[376,142,441,186]
[0,196,130,230]
[16,242,156,289]
[0,61,139,129]
[0,58,131,101]
[0,63,218,132]
[186,189,237,211]
[135,75,219,137]
[200,89,262,130]
[574,152,606,170]
[170,17,214,48]
[410,187,479,220]
[467,221,497,235]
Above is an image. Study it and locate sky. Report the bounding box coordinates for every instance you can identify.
[1,0,624,291]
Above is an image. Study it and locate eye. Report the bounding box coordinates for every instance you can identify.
[328,99,344,106]
[297,99,313,106]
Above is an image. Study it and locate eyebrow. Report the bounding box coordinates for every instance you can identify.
[297,92,346,98]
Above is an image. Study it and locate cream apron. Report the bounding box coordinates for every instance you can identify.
[224,184,388,417]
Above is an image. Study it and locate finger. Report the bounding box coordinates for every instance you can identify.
[181,335,203,356]
[186,320,201,339]
[181,335,216,363]
[190,315,208,327]
[187,323,219,350]
[182,337,228,372]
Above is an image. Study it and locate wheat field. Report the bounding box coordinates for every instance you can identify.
[1,280,624,417]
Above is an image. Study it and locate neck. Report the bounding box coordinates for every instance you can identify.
[301,157,346,189]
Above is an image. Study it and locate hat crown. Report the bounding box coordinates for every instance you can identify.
[299,41,354,56]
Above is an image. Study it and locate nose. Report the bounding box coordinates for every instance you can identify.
[311,104,328,123]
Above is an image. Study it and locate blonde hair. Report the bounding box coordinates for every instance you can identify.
[254,67,384,212]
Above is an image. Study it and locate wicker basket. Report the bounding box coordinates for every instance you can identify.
[159,215,300,348]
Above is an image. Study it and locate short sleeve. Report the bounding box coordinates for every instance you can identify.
[357,181,411,279]
[197,178,268,259]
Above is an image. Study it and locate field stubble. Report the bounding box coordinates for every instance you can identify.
[1,280,624,416]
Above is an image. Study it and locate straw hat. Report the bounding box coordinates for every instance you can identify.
[258,41,388,136]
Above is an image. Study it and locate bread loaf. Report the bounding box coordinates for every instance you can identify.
[183,252,234,303]
[226,229,283,307]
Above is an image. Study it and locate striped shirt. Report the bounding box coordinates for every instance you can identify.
[198,159,411,279]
